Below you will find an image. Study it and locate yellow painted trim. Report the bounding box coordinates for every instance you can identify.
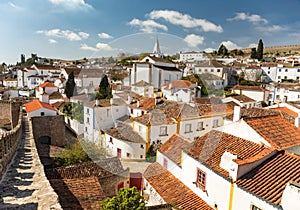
[146,124,150,144]
[228,179,234,210]
[176,118,181,134]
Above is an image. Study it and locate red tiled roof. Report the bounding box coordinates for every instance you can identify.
[231,95,256,103]
[24,100,56,113]
[130,97,156,110]
[185,130,267,177]
[270,107,298,117]
[245,115,300,149]
[158,134,190,165]
[162,80,192,89]
[39,82,57,88]
[236,151,300,206]
[49,176,105,209]
[144,162,213,210]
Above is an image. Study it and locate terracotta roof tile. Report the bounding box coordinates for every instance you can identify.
[236,151,300,206]
[158,134,190,165]
[130,97,156,110]
[49,176,105,209]
[39,82,57,88]
[270,107,298,117]
[144,162,213,210]
[105,124,145,143]
[185,130,267,177]
[49,91,63,100]
[162,80,192,89]
[132,80,152,87]
[231,95,256,103]
[245,115,300,149]
[24,99,56,113]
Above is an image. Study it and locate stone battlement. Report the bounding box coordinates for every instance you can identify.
[0,104,23,179]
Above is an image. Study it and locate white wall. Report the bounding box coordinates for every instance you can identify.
[157,151,182,180]
[180,152,232,210]
[105,133,146,160]
[27,108,57,118]
[150,124,177,144]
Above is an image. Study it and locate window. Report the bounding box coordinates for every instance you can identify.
[279,69,282,72]
[131,109,134,114]
[126,153,130,157]
[87,117,89,124]
[197,122,204,131]
[278,76,281,79]
[140,144,144,149]
[251,204,263,210]
[196,168,206,191]
[40,112,45,116]
[163,158,168,168]
[109,137,113,144]
[217,69,221,72]
[85,127,88,132]
[285,69,288,72]
[213,119,219,128]
[267,71,270,74]
[140,155,143,159]
[185,124,192,133]
[284,76,287,79]
[211,69,214,72]
[86,108,89,114]
[298,69,300,72]
[159,126,167,136]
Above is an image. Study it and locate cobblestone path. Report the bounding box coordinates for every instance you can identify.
[0,116,61,210]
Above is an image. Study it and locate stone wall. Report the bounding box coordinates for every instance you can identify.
[0,105,22,179]
[31,115,66,147]
[242,45,300,55]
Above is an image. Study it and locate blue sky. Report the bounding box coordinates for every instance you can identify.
[1,0,300,64]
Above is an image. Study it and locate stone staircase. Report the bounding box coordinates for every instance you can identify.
[0,116,62,209]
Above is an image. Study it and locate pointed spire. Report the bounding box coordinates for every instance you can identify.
[152,36,162,57]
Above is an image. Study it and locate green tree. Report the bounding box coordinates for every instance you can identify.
[217,44,228,57]
[21,54,25,64]
[257,39,264,61]
[101,187,145,210]
[65,71,77,99]
[73,102,84,123]
[237,49,244,56]
[250,48,257,59]
[96,75,112,99]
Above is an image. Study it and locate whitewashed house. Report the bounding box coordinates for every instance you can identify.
[222,95,259,108]
[268,83,300,103]
[179,51,208,62]
[35,82,59,103]
[83,98,129,144]
[131,80,154,97]
[104,124,146,160]
[3,78,17,88]
[232,85,269,103]
[24,99,57,118]
[161,80,199,103]
[128,97,156,118]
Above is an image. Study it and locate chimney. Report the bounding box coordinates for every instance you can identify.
[295,113,300,127]
[137,100,140,108]
[110,98,114,105]
[95,99,99,106]
[233,106,241,122]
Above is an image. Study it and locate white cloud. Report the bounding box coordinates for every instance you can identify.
[36,29,89,41]
[220,41,241,50]
[227,12,268,24]
[80,43,116,52]
[204,48,215,53]
[8,2,23,10]
[80,44,98,52]
[183,34,204,47]
[256,25,286,32]
[48,39,57,44]
[248,43,257,48]
[96,43,114,51]
[128,18,168,33]
[98,33,113,39]
[49,0,92,10]
[148,10,223,33]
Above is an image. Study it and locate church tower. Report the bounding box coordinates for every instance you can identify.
[152,36,162,58]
